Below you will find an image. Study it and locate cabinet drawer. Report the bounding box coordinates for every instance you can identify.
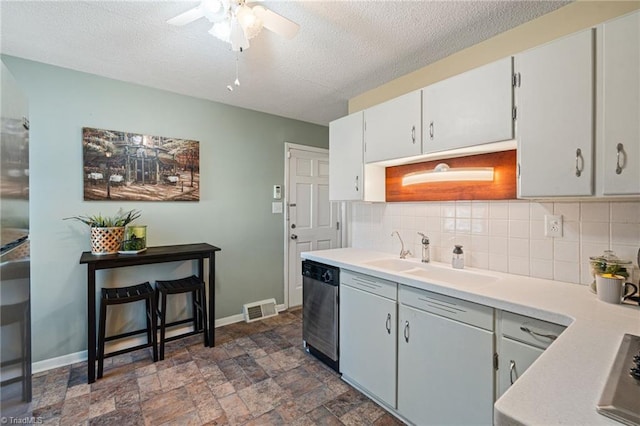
[341,270,397,300]
[501,311,565,349]
[399,285,493,331]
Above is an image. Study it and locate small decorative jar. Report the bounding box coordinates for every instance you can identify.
[122,225,147,252]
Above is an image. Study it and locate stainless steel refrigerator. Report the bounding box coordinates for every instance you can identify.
[1,60,31,417]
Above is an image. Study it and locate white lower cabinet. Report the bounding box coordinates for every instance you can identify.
[338,271,568,425]
[497,337,543,398]
[339,270,397,408]
[496,311,566,398]
[397,286,495,425]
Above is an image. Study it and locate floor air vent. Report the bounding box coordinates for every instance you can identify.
[243,298,278,323]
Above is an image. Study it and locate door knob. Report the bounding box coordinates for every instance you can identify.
[291,234,298,240]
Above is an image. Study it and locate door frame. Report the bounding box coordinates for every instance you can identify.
[283,142,335,309]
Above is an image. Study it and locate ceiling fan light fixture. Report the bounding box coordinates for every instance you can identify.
[237,6,263,39]
[209,21,231,43]
[201,0,226,22]
[230,16,250,51]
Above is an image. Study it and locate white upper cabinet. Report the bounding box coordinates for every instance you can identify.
[516,29,595,197]
[364,90,422,163]
[329,112,364,200]
[329,112,385,202]
[600,11,640,195]
[422,57,514,154]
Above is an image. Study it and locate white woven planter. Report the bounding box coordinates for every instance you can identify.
[90,226,124,255]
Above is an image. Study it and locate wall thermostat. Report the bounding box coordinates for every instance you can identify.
[273,185,282,200]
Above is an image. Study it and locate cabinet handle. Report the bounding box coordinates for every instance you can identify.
[509,360,517,385]
[386,313,391,334]
[355,175,359,192]
[616,143,625,175]
[403,320,410,343]
[520,326,557,341]
[429,121,434,140]
[411,126,416,144]
[575,148,584,177]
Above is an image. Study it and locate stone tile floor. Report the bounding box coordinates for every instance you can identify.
[22,308,405,425]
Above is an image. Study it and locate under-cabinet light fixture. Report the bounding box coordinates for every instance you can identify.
[402,163,494,186]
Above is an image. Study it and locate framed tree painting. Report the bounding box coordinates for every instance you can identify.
[82,127,199,201]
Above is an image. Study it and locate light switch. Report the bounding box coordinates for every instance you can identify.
[272,202,283,214]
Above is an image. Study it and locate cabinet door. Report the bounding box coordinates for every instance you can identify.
[329,112,363,200]
[516,29,594,197]
[601,11,640,195]
[340,284,397,408]
[423,57,514,153]
[364,90,421,163]
[398,305,494,425]
[497,336,544,398]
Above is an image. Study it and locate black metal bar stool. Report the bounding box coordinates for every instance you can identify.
[97,281,157,379]
[155,275,208,360]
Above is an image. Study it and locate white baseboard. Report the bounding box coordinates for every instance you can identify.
[33,351,87,374]
[32,304,289,374]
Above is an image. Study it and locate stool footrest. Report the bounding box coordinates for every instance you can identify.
[163,330,202,344]
[104,327,154,342]
[101,342,156,360]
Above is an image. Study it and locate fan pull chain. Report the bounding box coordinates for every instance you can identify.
[227,53,241,91]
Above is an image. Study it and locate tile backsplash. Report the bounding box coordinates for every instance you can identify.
[349,200,640,286]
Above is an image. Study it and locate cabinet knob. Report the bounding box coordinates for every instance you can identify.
[411,126,416,144]
[429,121,434,140]
[355,175,359,192]
[509,360,517,385]
[404,320,410,343]
[386,313,392,334]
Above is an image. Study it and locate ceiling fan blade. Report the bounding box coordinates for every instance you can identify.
[167,6,205,26]
[252,5,299,39]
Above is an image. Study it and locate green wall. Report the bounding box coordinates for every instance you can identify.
[2,55,328,364]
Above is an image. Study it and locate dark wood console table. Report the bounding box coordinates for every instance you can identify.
[80,243,221,384]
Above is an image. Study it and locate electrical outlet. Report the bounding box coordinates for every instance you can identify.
[544,214,563,238]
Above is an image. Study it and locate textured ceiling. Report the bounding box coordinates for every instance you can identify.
[0,0,570,126]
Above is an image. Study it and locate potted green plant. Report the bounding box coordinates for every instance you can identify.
[64,209,141,255]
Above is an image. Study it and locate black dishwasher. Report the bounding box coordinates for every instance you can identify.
[302,260,339,372]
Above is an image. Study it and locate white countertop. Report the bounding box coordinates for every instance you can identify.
[301,248,640,426]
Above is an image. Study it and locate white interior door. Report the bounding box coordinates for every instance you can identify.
[286,145,340,308]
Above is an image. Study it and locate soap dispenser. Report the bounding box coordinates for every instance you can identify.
[452,245,464,269]
[418,232,430,263]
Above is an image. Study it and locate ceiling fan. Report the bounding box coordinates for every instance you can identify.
[167,0,300,52]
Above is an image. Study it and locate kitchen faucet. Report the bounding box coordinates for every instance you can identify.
[418,232,430,263]
[392,231,411,259]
